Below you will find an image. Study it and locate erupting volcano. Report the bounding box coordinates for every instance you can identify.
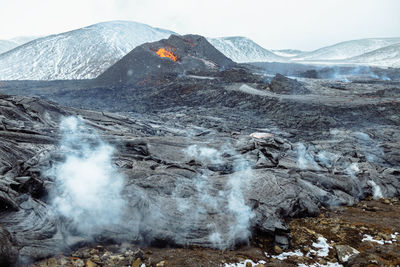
[156,48,177,62]
[96,34,236,86]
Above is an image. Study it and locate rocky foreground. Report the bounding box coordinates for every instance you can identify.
[32,197,400,266]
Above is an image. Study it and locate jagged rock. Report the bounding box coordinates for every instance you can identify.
[131,258,141,267]
[0,225,17,266]
[334,244,359,263]
[86,259,96,267]
[269,73,310,94]
[346,252,385,267]
[275,235,290,249]
[273,245,283,254]
[219,68,262,83]
[156,260,166,267]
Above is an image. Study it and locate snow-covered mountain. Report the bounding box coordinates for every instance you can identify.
[0,21,174,80]
[9,36,40,45]
[294,38,400,61]
[207,37,285,63]
[347,43,400,68]
[0,36,39,54]
[272,49,305,58]
[0,40,18,54]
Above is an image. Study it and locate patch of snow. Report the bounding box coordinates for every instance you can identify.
[391,232,399,242]
[362,234,384,245]
[250,132,274,139]
[186,75,216,80]
[266,250,303,260]
[298,263,343,267]
[224,259,266,267]
[306,237,331,257]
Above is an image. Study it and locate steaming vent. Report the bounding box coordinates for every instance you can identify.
[155,48,177,62]
[49,116,125,234]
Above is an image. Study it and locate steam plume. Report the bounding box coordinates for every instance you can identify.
[49,116,125,234]
[182,144,254,248]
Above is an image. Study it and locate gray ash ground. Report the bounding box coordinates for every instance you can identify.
[0,35,399,266]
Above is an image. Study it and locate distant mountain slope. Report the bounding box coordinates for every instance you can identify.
[0,36,39,54]
[272,49,305,57]
[0,21,174,80]
[348,43,400,68]
[207,36,285,63]
[9,36,40,45]
[294,38,400,61]
[0,40,18,54]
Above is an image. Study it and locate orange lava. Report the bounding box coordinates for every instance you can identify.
[156,48,177,62]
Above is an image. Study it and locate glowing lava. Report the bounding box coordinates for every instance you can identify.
[156,48,178,62]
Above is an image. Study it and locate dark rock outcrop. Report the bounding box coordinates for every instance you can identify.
[0,226,17,266]
[269,73,310,94]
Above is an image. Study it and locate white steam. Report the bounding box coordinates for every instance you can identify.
[182,144,255,248]
[296,143,320,170]
[353,131,384,164]
[367,180,383,199]
[226,159,255,243]
[50,116,125,234]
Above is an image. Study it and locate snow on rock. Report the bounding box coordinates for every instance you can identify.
[207,36,286,63]
[334,245,359,263]
[362,234,384,244]
[306,237,331,257]
[269,250,304,260]
[0,21,174,80]
[362,233,399,245]
[298,263,343,267]
[224,259,266,267]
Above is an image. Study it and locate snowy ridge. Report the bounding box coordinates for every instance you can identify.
[294,38,400,61]
[9,36,40,45]
[348,43,400,68]
[0,40,18,54]
[0,36,39,54]
[207,36,286,63]
[0,21,174,80]
[272,49,305,57]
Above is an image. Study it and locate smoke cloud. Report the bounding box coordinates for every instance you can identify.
[49,116,125,234]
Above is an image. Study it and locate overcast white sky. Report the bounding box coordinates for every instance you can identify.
[2,0,399,50]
